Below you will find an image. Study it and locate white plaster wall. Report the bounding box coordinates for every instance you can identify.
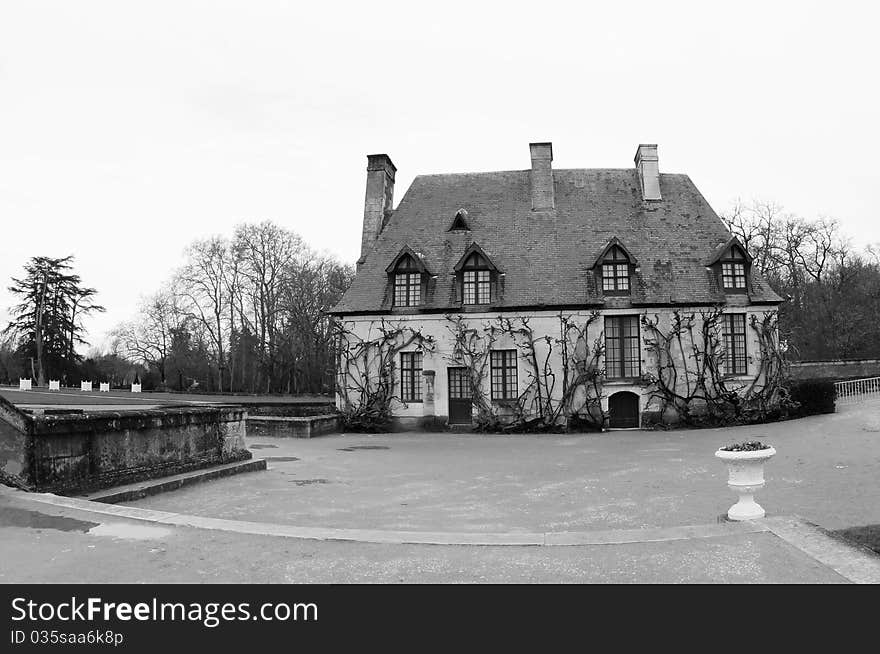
[335,306,777,421]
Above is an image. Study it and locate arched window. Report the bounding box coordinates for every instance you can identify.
[601,245,631,294]
[392,254,422,307]
[460,252,491,305]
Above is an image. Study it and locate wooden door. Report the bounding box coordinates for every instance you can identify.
[609,391,639,428]
[447,367,473,424]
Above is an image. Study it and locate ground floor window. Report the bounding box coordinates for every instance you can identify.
[605,316,640,379]
[722,314,747,375]
[490,349,518,400]
[400,352,423,402]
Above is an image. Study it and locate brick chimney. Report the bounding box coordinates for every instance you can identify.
[634,144,661,201]
[529,142,554,211]
[360,153,396,262]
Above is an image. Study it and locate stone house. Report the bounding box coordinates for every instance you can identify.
[331,143,783,430]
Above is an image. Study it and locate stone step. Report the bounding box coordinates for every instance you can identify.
[77,458,267,504]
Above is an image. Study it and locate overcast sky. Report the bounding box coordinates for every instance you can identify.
[1,1,878,350]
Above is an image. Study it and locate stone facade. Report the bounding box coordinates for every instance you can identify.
[335,305,777,429]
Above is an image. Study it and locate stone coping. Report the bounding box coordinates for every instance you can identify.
[29,404,247,435]
[247,414,338,422]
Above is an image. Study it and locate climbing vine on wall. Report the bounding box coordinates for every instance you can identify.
[443,312,607,432]
[333,318,435,431]
[640,307,792,427]
[443,314,497,428]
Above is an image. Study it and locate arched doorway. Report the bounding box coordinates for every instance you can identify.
[609,391,639,428]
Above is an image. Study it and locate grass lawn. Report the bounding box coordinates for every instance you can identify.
[834,525,880,555]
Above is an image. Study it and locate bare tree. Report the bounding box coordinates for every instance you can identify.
[177,237,232,391]
[111,285,189,386]
[232,221,303,392]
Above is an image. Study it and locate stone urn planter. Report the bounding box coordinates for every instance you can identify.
[715,441,776,521]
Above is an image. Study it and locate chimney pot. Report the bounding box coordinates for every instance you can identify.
[634,144,661,201]
[529,142,555,211]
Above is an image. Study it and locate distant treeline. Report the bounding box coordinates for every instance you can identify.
[110,220,354,394]
[1,220,353,394]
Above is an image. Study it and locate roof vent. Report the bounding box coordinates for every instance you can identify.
[448,209,470,231]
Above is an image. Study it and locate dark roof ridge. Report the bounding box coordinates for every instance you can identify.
[412,167,689,178]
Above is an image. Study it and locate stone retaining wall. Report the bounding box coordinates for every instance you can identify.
[0,396,251,494]
[247,414,339,439]
[241,402,336,417]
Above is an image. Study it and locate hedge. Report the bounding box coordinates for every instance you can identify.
[786,379,837,417]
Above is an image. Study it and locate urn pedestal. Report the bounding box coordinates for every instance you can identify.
[715,447,776,521]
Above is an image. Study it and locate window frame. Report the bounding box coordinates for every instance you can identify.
[460,252,492,305]
[721,313,748,376]
[400,351,423,402]
[490,349,518,401]
[604,315,641,379]
[600,245,632,296]
[391,255,423,307]
[719,246,748,293]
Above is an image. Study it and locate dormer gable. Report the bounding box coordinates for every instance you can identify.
[590,237,639,270]
[453,242,498,273]
[706,237,752,266]
[385,246,430,274]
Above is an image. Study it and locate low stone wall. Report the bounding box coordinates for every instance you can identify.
[247,414,339,439]
[0,396,252,494]
[788,359,880,381]
[242,402,336,417]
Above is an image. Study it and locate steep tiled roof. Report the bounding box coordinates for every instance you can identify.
[332,168,782,314]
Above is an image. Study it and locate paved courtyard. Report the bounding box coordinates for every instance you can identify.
[1,400,878,583]
[127,401,880,534]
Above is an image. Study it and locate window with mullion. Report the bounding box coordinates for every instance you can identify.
[721,262,746,290]
[400,352,423,402]
[604,316,640,378]
[602,263,630,292]
[463,269,491,305]
[394,272,422,307]
[601,246,631,294]
[490,349,518,400]
[722,314,747,375]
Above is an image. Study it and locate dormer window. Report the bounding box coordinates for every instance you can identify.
[721,248,747,291]
[601,245,631,294]
[393,255,422,307]
[707,238,752,296]
[386,247,429,308]
[453,243,499,306]
[710,242,750,294]
[593,239,636,297]
[462,253,491,304]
